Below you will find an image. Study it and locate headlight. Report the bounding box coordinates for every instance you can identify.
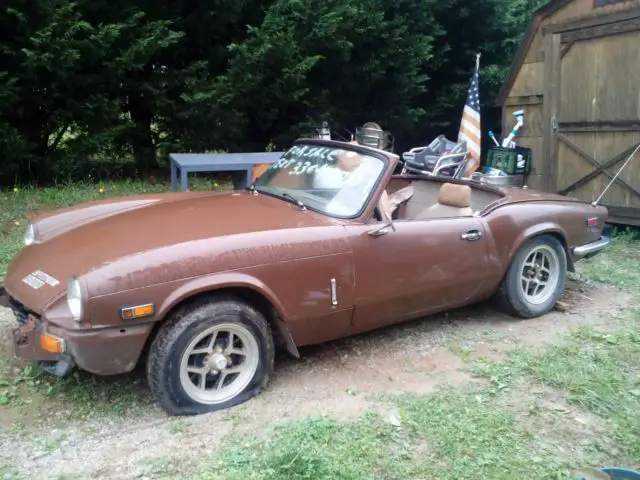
[67,277,84,322]
[24,222,36,246]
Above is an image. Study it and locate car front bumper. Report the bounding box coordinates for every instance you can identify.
[9,298,153,377]
[572,235,611,260]
[12,316,76,376]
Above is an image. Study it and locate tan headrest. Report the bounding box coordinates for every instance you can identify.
[438,183,471,208]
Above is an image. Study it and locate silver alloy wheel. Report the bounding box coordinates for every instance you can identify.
[520,244,560,305]
[179,323,260,405]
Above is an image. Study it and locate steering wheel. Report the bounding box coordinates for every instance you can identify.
[373,206,383,222]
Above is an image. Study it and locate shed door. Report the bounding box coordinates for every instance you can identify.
[544,12,640,225]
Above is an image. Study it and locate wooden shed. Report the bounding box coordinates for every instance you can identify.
[497,0,640,225]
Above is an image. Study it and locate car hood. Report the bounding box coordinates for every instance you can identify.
[5,190,339,312]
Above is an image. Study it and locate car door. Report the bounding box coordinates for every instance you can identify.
[348,216,489,333]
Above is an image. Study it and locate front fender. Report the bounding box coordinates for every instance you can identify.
[157,272,289,321]
[156,272,299,358]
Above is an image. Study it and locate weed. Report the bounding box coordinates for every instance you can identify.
[476,311,640,465]
[0,361,152,422]
[579,230,640,289]
[195,309,640,479]
[195,413,407,480]
[168,419,188,435]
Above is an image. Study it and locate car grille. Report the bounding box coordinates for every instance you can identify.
[9,297,39,325]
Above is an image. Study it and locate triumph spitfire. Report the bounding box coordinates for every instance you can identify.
[5,139,610,415]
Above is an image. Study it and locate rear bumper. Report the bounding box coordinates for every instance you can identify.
[572,235,611,260]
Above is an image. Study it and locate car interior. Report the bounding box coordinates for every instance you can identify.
[255,152,505,222]
[376,177,505,222]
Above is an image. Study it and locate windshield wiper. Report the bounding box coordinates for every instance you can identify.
[279,192,306,210]
[250,185,306,210]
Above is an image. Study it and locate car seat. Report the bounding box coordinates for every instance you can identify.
[415,182,473,219]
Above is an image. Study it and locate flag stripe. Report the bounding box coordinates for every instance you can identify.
[462,105,480,122]
[459,134,481,155]
[460,119,481,140]
[458,56,481,177]
[462,139,481,157]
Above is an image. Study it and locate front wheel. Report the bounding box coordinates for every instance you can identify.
[146,296,274,416]
[497,234,567,319]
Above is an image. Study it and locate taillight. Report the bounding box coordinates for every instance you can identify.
[586,217,599,227]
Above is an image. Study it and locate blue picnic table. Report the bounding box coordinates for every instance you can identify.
[168,152,285,192]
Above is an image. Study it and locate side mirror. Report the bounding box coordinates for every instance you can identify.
[368,206,395,237]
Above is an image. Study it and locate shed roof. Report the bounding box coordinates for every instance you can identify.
[495,0,574,106]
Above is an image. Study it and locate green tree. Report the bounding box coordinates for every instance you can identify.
[408,0,547,147]
[0,0,184,180]
[0,0,547,184]
[206,0,439,150]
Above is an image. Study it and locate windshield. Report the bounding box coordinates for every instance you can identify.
[253,143,386,217]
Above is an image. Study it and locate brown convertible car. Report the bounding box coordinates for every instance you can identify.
[5,139,610,415]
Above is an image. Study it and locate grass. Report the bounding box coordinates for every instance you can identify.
[579,229,640,288]
[0,360,152,421]
[193,312,640,480]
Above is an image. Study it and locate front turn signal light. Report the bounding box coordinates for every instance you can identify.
[39,333,65,353]
[121,303,155,321]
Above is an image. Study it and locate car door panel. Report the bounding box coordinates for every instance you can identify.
[250,252,356,346]
[349,217,488,333]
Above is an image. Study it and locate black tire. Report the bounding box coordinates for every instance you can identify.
[146,295,274,416]
[497,234,567,319]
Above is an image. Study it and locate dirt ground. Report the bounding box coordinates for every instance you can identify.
[0,279,632,479]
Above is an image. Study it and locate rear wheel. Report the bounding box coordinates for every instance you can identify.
[497,234,567,318]
[147,295,274,416]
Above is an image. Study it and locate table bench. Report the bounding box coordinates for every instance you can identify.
[168,152,285,192]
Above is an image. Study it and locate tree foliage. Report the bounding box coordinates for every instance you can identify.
[0,0,546,184]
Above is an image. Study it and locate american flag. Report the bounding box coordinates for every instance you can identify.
[458,53,481,177]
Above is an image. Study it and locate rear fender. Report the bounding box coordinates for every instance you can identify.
[507,222,573,271]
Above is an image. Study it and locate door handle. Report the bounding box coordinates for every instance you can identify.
[461,230,482,241]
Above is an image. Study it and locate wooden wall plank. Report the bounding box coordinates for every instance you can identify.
[562,15,640,41]
[559,38,599,123]
[593,30,640,122]
[504,105,544,138]
[548,4,640,33]
[556,132,640,208]
[526,173,545,190]
[591,132,640,207]
[504,95,543,107]
[509,62,544,97]
[523,1,640,62]
[543,33,561,191]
